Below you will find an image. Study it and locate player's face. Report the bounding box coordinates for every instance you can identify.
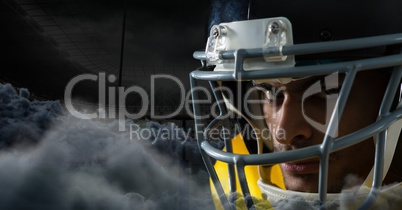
[258,70,389,193]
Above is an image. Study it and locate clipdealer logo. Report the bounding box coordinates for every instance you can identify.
[64,72,340,137]
[64,72,252,132]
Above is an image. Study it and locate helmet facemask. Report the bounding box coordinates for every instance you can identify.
[190,16,402,209]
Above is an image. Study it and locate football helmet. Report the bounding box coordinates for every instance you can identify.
[190,0,402,209]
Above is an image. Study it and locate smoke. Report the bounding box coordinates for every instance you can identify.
[0,83,214,210]
[4,82,401,210]
[0,84,63,148]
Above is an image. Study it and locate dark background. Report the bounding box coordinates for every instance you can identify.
[0,0,212,113]
[0,2,218,209]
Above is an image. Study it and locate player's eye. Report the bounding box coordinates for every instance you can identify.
[253,83,284,105]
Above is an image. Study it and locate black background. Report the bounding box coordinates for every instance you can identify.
[1,0,212,107]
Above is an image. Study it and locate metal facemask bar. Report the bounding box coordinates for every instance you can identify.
[190,20,402,210]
